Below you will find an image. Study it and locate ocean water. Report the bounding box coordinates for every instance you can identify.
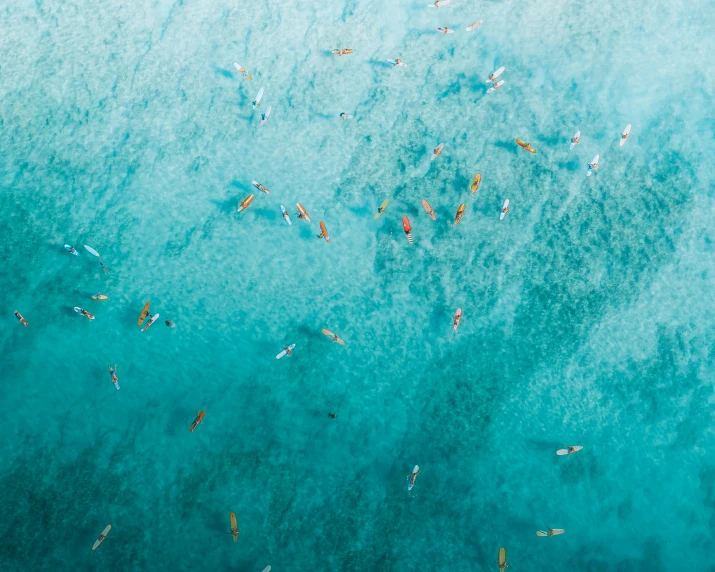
[1,0,714,569]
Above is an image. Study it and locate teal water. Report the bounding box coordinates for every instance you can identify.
[1,0,714,570]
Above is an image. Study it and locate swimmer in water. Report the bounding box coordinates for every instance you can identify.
[108,365,120,390]
[329,412,337,419]
[165,319,175,328]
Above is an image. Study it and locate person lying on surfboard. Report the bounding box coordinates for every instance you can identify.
[108,365,120,390]
[588,160,598,172]
[283,345,294,357]
[339,112,353,120]
[571,134,580,147]
[501,204,509,216]
[433,145,443,158]
[392,58,405,67]
[408,467,420,487]
[66,245,78,255]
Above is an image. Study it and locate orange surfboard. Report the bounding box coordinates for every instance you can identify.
[454,204,466,224]
[137,301,151,326]
[470,174,482,193]
[319,221,330,242]
[238,194,255,212]
[230,512,239,542]
[189,410,206,432]
[296,203,311,222]
[516,139,536,153]
[421,200,436,220]
[322,328,345,345]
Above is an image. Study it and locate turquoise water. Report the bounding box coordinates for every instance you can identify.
[1,0,714,569]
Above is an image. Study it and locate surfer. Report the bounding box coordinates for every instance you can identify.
[339,112,353,120]
[108,365,120,390]
[66,246,77,255]
[331,334,340,343]
[392,58,405,67]
[283,345,294,357]
[318,228,328,240]
[408,467,420,487]
[234,64,252,80]
[99,259,108,274]
[165,319,175,328]
[79,308,95,321]
[329,412,337,419]
[436,27,452,34]
[524,143,535,152]
[433,145,443,158]
[260,111,269,123]
[588,159,599,173]
[491,81,501,91]
[14,311,28,326]
[571,133,580,147]
[501,204,510,217]
[334,49,353,56]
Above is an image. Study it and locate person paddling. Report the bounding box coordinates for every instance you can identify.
[108,365,120,390]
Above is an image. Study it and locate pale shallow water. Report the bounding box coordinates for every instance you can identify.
[1,0,714,570]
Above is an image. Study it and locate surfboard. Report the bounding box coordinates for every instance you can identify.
[498,547,507,568]
[252,180,270,194]
[402,216,414,244]
[387,59,408,67]
[332,48,353,55]
[64,244,79,256]
[516,139,536,153]
[141,313,160,332]
[430,143,444,161]
[75,307,95,321]
[238,194,255,212]
[486,66,505,83]
[252,88,264,108]
[454,204,466,224]
[281,205,292,225]
[536,530,549,537]
[470,174,482,193]
[620,124,631,146]
[587,154,599,177]
[262,567,271,572]
[407,465,419,490]
[276,344,295,359]
[374,199,390,220]
[486,80,505,94]
[556,446,583,456]
[189,411,206,432]
[14,311,28,326]
[138,301,151,326]
[322,328,345,345]
[260,105,272,126]
[550,528,565,536]
[230,512,239,542]
[319,221,330,242]
[500,199,509,220]
[466,20,483,31]
[296,203,311,222]
[428,0,451,6]
[84,245,100,257]
[570,130,581,150]
[422,199,436,220]
[92,294,109,301]
[453,308,462,332]
[92,524,111,551]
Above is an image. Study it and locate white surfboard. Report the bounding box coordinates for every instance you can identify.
[387,59,408,67]
[64,244,79,256]
[430,143,444,161]
[84,245,100,257]
[500,199,509,220]
[487,80,505,93]
[253,88,264,108]
[261,567,272,572]
[466,20,483,31]
[428,0,451,6]
[587,154,599,177]
[233,63,245,74]
[280,205,292,225]
[92,524,112,551]
[407,465,419,491]
[260,105,272,126]
[570,130,580,150]
[620,124,631,147]
[486,66,505,83]
[276,344,295,359]
[141,313,160,332]
[556,446,583,456]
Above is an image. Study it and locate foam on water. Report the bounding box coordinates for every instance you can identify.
[1,0,714,570]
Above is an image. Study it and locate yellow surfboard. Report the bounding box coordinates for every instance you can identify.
[374,199,390,220]
[322,328,345,345]
[230,512,239,542]
[498,547,507,569]
[137,301,150,326]
[470,173,482,193]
